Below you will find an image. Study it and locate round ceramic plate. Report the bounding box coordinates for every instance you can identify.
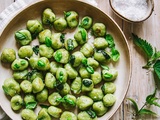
[0,0,131,120]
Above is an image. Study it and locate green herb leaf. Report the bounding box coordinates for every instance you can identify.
[26,102,37,109]
[69,55,75,65]
[60,33,65,43]
[56,98,65,103]
[82,58,88,67]
[86,66,94,74]
[2,86,9,95]
[37,60,45,67]
[45,37,52,47]
[127,98,139,114]
[54,51,62,62]
[15,31,26,40]
[98,50,110,59]
[80,28,87,41]
[64,96,76,106]
[110,47,120,61]
[138,109,157,116]
[153,60,160,80]
[82,18,89,26]
[14,64,20,69]
[32,45,39,55]
[59,71,64,81]
[26,70,37,80]
[82,79,92,87]
[67,39,74,51]
[104,72,113,79]
[101,65,109,70]
[39,104,49,109]
[105,34,115,48]
[86,109,97,118]
[55,81,64,90]
[64,11,71,18]
[132,33,153,58]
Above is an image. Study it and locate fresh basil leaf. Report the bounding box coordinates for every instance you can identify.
[101,65,109,70]
[37,60,45,67]
[45,37,52,47]
[64,96,76,106]
[26,70,37,80]
[153,60,160,80]
[105,34,115,48]
[132,33,153,58]
[82,79,92,87]
[54,51,62,62]
[60,33,65,43]
[86,66,94,74]
[146,88,157,104]
[127,98,139,114]
[86,109,97,118]
[138,109,157,116]
[15,31,26,40]
[69,55,75,65]
[55,81,64,90]
[59,71,64,81]
[64,11,71,18]
[104,72,113,79]
[80,28,87,41]
[56,98,65,103]
[98,50,110,59]
[2,86,9,95]
[39,104,49,109]
[82,18,89,26]
[110,47,120,61]
[26,102,37,109]
[33,45,39,55]
[82,58,88,67]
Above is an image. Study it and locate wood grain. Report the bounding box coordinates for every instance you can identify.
[0,0,160,120]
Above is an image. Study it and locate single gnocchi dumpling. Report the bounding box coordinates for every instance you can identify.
[53,48,70,64]
[71,77,82,94]
[87,58,99,69]
[93,101,108,117]
[18,45,33,58]
[32,77,44,93]
[57,83,70,96]
[101,82,116,94]
[103,94,116,107]
[2,78,21,97]
[48,92,62,106]
[78,111,97,120]
[11,95,23,111]
[74,28,88,45]
[64,63,78,79]
[91,71,102,85]
[102,68,118,81]
[36,57,50,71]
[38,29,52,44]
[79,67,91,79]
[80,16,93,30]
[24,94,36,108]
[92,23,106,37]
[39,44,54,59]
[48,106,62,119]
[27,20,43,38]
[82,79,94,92]
[1,48,16,63]
[11,59,29,71]
[80,43,94,57]
[20,80,32,93]
[51,33,64,50]
[36,88,48,102]
[94,37,108,49]
[13,70,28,81]
[94,50,110,63]
[45,72,56,89]
[76,95,93,110]
[15,29,32,46]
[37,108,51,120]
[69,51,85,67]
[29,57,39,69]
[54,18,67,32]
[42,8,55,25]
[88,88,104,101]
[64,11,79,28]
[21,109,37,120]
[60,111,77,120]
[62,94,76,110]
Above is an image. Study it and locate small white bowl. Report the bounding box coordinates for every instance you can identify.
[109,0,154,23]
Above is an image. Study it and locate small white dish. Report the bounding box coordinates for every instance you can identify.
[109,0,154,23]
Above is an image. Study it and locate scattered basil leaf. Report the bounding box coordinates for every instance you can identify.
[98,50,110,59]
[33,45,39,55]
[82,18,89,26]
[14,64,20,69]
[37,60,45,67]
[64,96,76,106]
[82,58,88,67]
[132,33,153,58]
[26,102,37,109]
[2,86,9,95]
[60,33,65,43]
[86,109,97,118]
[45,36,52,47]
[54,51,62,62]
[39,104,49,109]
[80,28,87,41]
[15,31,26,40]
[82,79,92,87]
[110,47,120,61]
[69,55,75,65]
[127,98,139,114]
[86,66,94,74]
[101,65,109,70]
[104,72,113,79]
[59,71,64,81]
[55,81,64,90]
[153,60,160,80]
[64,11,71,18]
[138,109,157,116]
[105,34,115,48]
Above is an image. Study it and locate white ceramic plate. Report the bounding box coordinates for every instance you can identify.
[0,0,131,120]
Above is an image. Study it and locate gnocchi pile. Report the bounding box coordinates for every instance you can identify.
[1,8,120,120]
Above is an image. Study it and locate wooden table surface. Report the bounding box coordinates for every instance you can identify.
[0,0,160,120]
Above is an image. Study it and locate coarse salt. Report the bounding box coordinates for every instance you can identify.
[112,0,148,21]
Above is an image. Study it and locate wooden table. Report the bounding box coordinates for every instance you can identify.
[0,0,159,120]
